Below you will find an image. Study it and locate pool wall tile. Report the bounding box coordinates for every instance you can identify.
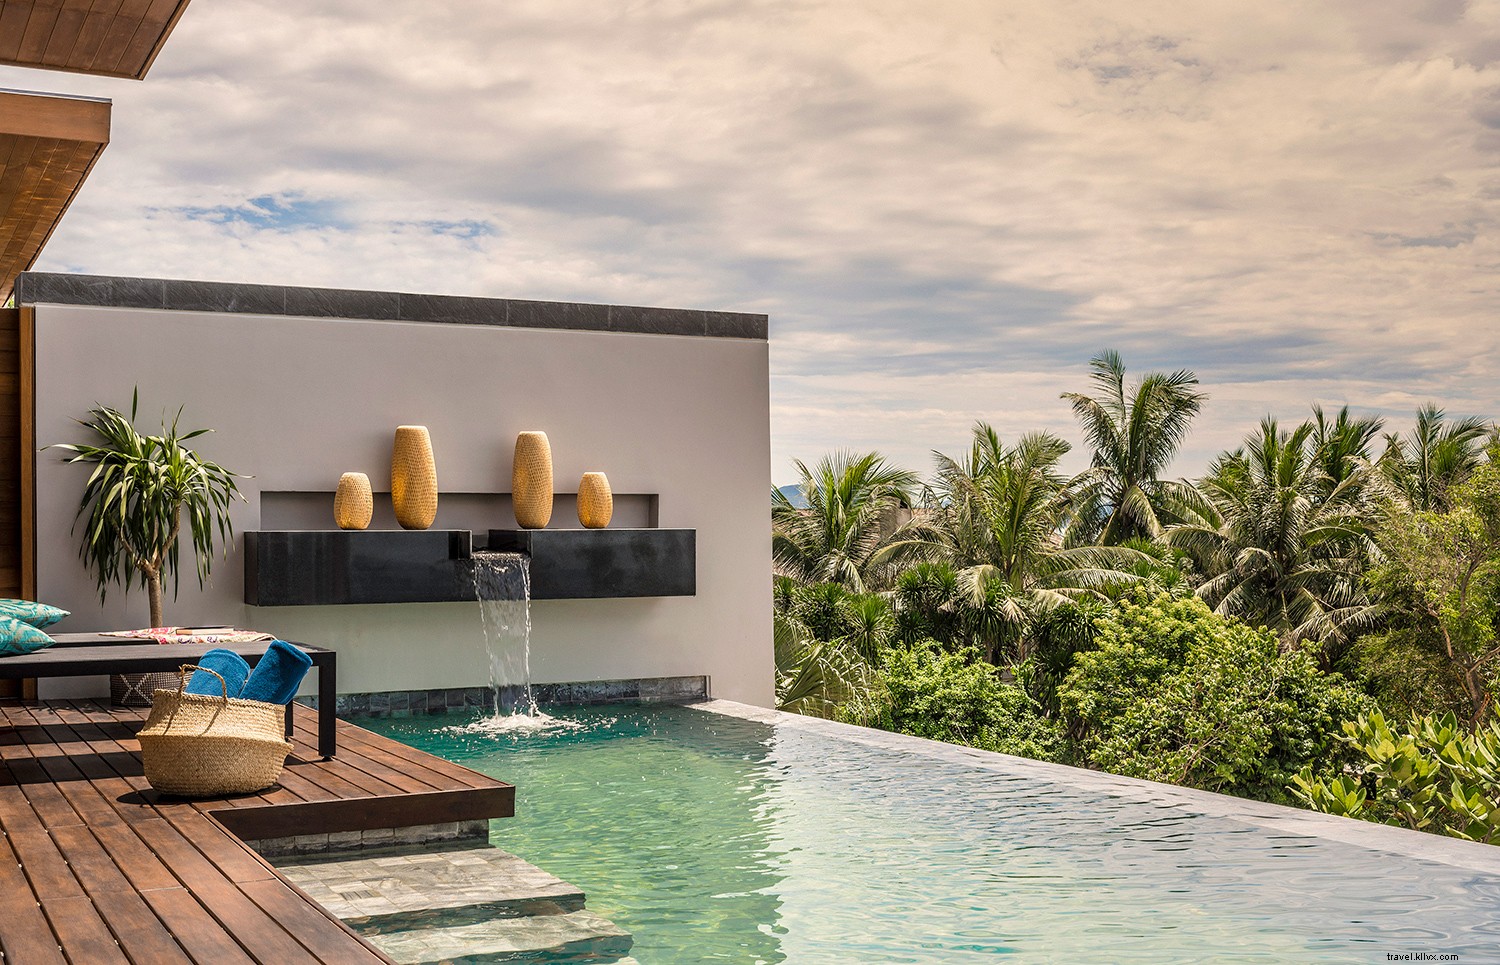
[332,676,710,719]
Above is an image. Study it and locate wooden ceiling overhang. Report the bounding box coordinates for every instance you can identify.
[0,89,110,303]
[0,0,194,80]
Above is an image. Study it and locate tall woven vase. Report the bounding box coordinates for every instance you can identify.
[391,426,438,530]
[512,431,553,528]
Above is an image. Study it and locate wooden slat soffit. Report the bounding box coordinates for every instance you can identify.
[0,0,194,80]
[0,89,110,303]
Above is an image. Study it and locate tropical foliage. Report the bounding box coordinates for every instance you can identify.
[771,350,1500,843]
[1059,589,1370,803]
[1292,711,1500,844]
[771,451,919,592]
[1166,413,1379,652]
[51,392,244,627]
[1061,351,1204,545]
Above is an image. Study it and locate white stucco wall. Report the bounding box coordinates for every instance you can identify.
[32,302,773,705]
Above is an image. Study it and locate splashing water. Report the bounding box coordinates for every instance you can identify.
[452,550,577,737]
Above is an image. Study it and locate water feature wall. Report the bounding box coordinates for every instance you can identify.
[23,274,774,705]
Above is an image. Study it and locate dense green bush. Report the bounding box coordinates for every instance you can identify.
[1059,589,1371,802]
[1291,712,1500,844]
[864,641,1063,760]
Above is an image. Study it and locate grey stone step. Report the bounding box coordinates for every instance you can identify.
[366,909,634,964]
[278,843,585,931]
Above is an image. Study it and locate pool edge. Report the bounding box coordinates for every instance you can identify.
[694,699,1500,877]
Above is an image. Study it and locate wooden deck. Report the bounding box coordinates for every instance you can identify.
[0,700,516,964]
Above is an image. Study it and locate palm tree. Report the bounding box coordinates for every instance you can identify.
[1062,351,1205,545]
[51,392,244,627]
[772,451,920,592]
[1166,417,1376,651]
[1309,404,1384,492]
[773,609,878,720]
[919,422,1146,661]
[1379,404,1490,512]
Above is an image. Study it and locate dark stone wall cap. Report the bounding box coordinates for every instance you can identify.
[16,272,768,340]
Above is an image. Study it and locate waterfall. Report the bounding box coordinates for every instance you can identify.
[471,550,537,717]
[459,550,577,736]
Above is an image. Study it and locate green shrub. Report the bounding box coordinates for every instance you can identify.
[1291,712,1500,845]
[1058,589,1371,802]
[864,641,1063,760]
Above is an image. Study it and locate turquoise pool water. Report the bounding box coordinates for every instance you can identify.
[360,704,1500,964]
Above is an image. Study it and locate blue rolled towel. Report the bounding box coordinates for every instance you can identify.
[185,648,251,698]
[240,640,313,705]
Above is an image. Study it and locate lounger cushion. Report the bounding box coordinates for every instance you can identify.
[0,615,55,656]
[0,599,68,629]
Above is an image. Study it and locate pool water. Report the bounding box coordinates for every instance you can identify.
[359,704,1500,964]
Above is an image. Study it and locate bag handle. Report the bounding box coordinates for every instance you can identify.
[175,664,229,702]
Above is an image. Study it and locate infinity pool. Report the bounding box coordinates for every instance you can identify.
[360,702,1500,964]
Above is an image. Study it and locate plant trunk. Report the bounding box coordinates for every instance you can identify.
[145,566,164,628]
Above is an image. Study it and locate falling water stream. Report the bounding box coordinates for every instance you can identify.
[453,550,577,736]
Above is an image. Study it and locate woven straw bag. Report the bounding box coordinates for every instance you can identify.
[137,665,294,798]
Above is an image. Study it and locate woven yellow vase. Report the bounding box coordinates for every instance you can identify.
[333,472,373,530]
[512,431,553,529]
[391,425,438,530]
[578,472,613,528]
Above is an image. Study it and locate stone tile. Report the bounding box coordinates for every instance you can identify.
[367,692,389,717]
[406,691,427,716]
[445,689,469,711]
[638,675,709,701]
[705,309,768,340]
[327,830,364,852]
[398,292,504,326]
[609,304,705,336]
[15,272,116,306]
[293,833,330,853]
[284,285,401,320]
[507,299,611,332]
[110,276,170,309]
[361,827,395,846]
[167,280,286,315]
[424,690,447,716]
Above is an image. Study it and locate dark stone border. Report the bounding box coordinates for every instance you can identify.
[15,272,768,340]
[309,675,710,719]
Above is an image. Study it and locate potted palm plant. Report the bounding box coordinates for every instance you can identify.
[51,391,245,704]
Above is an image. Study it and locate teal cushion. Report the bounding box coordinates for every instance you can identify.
[0,616,54,656]
[0,599,68,629]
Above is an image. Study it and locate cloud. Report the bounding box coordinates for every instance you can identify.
[3,0,1496,484]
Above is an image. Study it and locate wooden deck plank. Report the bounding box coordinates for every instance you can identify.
[89,888,194,965]
[10,704,125,828]
[0,699,513,965]
[0,832,67,964]
[239,878,395,963]
[318,722,482,791]
[10,828,84,900]
[141,888,257,965]
[41,894,128,965]
[131,821,324,965]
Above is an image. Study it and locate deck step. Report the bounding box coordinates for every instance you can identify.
[278,844,585,930]
[366,910,634,965]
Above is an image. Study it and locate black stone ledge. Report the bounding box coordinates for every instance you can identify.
[15,272,768,340]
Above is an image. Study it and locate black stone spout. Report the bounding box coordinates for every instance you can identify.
[245,530,473,606]
[487,529,696,599]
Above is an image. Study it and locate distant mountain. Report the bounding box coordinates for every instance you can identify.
[774,484,807,508]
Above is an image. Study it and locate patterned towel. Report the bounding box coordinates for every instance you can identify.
[101,627,277,646]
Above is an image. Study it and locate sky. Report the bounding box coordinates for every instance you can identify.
[6,0,1498,486]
